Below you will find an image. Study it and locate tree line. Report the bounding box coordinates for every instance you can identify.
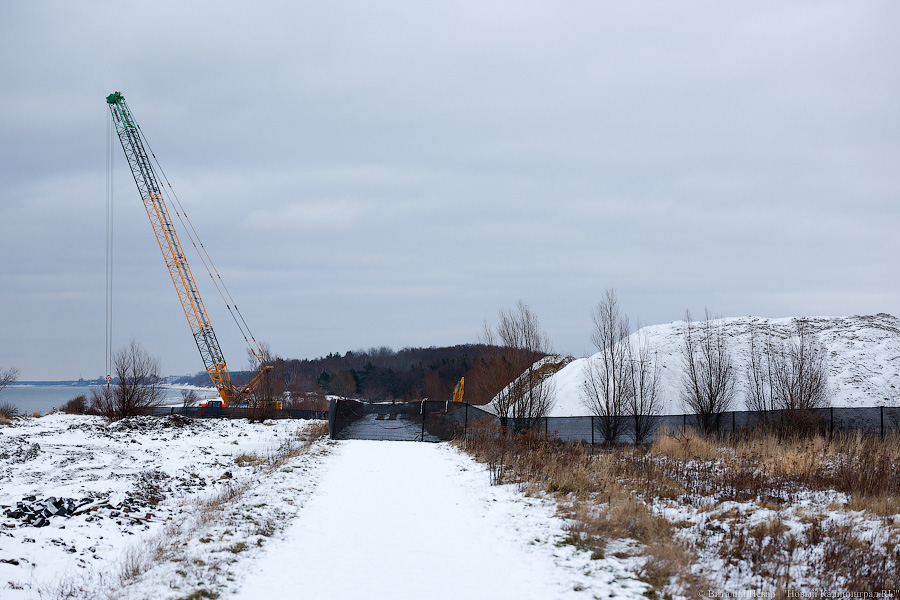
[177,344,501,406]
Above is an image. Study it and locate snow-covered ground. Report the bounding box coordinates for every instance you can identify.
[0,414,329,599]
[234,441,647,600]
[1,415,650,599]
[544,314,900,416]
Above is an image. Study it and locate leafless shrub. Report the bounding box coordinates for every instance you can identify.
[0,366,20,423]
[0,400,20,420]
[581,289,631,442]
[0,366,19,395]
[627,325,663,444]
[245,342,282,422]
[746,319,830,435]
[480,300,556,431]
[90,340,165,422]
[181,389,200,408]
[681,310,737,434]
[771,320,830,433]
[746,320,779,414]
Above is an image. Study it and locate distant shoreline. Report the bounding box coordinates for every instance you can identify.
[12,381,216,390]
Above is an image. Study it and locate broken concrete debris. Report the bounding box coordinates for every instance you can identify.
[2,495,151,527]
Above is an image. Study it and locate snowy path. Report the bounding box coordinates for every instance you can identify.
[232,440,646,600]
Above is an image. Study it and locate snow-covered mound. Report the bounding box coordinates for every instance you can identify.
[548,314,900,416]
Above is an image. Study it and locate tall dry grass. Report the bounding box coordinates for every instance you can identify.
[0,401,20,421]
[650,428,900,513]
[458,419,707,595]
[458,420,900,595]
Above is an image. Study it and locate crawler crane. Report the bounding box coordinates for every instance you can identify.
[106,91,271,406]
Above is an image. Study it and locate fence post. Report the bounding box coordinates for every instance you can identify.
[328,399,339,439]
[464,403,469,439]
[421,400,426,442]
[830,406,834,438]
[682,413,686,433]
[881,406,885,440]
[545,417,548,438]
[591,416,595,453]
[732,411,736,434]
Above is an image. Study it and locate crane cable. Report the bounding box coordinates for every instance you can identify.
[135,126,265,364]
[105,111,114,390]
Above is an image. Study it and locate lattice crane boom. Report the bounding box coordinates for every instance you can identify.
[106,91,266,406]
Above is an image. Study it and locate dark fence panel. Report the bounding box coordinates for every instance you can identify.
[330,400,496,442]
[146,406,327,420]
[329,401,900,443]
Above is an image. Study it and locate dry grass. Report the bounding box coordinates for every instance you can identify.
[457,420,706,595]
[650,428,900,514]
[0,401,20,420]
[86,419,331,600]
[650,426,722,461]
[458,421,900,596]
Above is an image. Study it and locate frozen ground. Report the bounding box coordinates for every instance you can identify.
[1,415,649,600]
[0,414,329,599]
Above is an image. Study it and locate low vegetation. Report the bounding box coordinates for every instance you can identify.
[0,401,19,424]
[44,419,330,600]
[457,420,900,597]
[61,394,89,414]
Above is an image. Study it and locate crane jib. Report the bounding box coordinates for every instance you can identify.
[106,91,241,405]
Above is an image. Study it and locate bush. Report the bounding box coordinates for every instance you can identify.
[90,341,165,422]
[0,401,20,420]
[61,394,88,414]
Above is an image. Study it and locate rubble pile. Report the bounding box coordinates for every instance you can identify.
[2,495,154,528]
[2,496,92,527]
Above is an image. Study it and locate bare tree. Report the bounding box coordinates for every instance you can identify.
[0,366,20,420]
[626,326,663,444]
[245,342,283,421]
[328,371,357,399]
[481,300,556,431]
[745,320,778,414]
[424,370,444,401]
[681,310,737,434]
[180,388,200,408]
[745,319,830,432]
[581,289,631,442]
[771,319,830,430]
[0,366,19,398]
[91,340,164,421]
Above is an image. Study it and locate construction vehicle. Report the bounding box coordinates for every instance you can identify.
[106,91,271,407]
[452,377,465,403]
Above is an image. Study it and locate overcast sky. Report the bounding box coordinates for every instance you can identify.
[2,1,899,380]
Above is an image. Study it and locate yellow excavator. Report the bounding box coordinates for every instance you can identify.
[452,377,465,403]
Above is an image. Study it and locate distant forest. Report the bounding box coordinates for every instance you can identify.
[174,344,501,404]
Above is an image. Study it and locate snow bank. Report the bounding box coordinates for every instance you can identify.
[542,314,900,416]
